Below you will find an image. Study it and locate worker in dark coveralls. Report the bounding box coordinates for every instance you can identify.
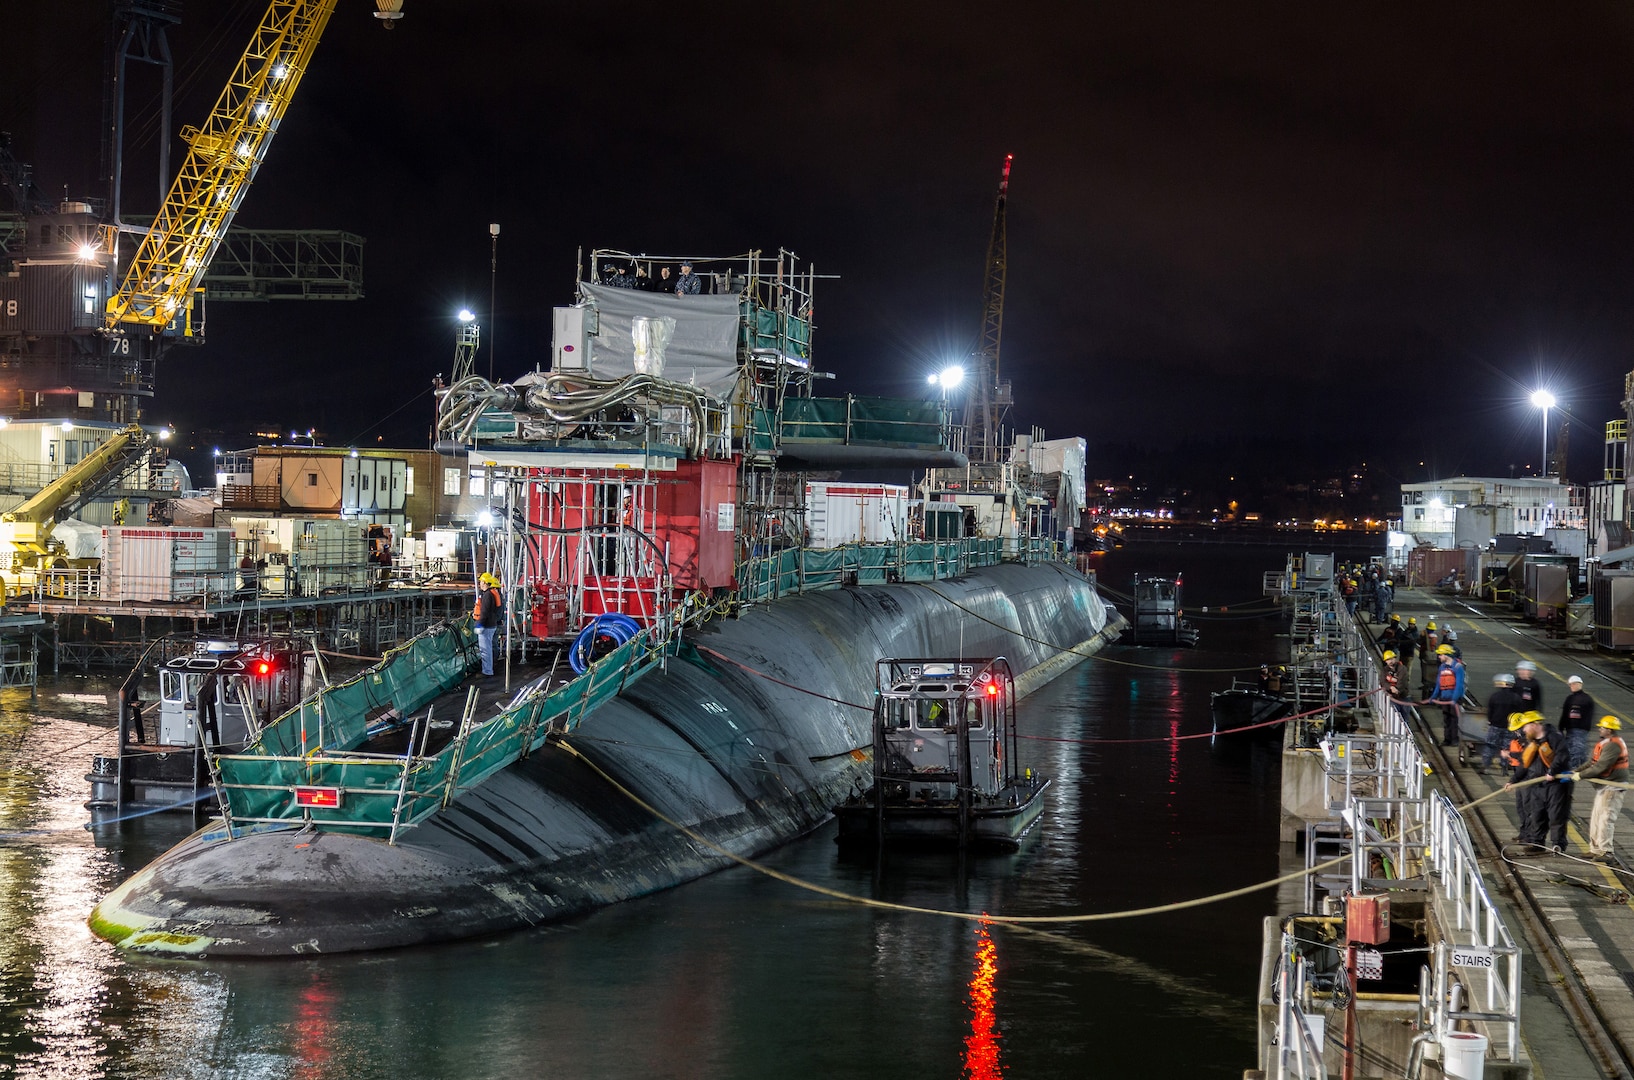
[1558,674,1596,767]
[675,260,703,295]
[123,690,147,747]
[474,572,504,677]
[1514,660,1543,714]
[1483,673,1518,774]
[1506,712,1573,852]
[195,673,220,746]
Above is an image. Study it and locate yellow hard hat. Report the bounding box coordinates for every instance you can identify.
[479,572,499,587]
[1427,621,1437,630]
[1436,644,1454,655]
[1382,650,1397,661]
[1601,715,1622,731]
[1408,617,1417,624]
[1511,710,1544,732]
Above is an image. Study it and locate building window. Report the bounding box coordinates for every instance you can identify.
[307,472,318,486]
[469,473,485,497]
[63,440,80,465]
[405,466,414,495]
[1414,508,1424,520]
[443,468,461,496]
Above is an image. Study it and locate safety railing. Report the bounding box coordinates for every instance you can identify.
[1424,790,1523,1062]
[213,616,667,839]
[736,537,1013,605]
[1272,941,1330,1080]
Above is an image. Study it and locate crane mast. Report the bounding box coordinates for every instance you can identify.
[106,0,339,329]
[963,154,1012,464]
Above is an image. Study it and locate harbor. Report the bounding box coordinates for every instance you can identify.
[0,544,1293,1077]
[10,1,1634,1077]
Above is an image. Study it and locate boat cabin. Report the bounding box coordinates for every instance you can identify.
[835,656,1049,849]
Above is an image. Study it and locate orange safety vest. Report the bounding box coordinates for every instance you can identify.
[1522,739,1556,769]
[1437,665,1458,693]
[1592,736,1629,772]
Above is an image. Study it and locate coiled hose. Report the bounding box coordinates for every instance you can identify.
[569,613,642,674]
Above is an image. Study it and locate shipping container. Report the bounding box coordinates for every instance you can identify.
[101,527,233,601]
[805,481,908,548]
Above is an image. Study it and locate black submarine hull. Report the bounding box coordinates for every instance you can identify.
[92,563,1117,957]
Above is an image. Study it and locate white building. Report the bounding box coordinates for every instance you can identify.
[1398,477,1585,550]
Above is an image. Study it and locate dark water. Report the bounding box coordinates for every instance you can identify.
[0,544,1376,1079]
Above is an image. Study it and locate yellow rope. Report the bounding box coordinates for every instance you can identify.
[555,740,1550,925]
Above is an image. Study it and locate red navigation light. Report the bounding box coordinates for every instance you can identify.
[256,660,273,676]
[293,786,342,809]
[986,683,998,697]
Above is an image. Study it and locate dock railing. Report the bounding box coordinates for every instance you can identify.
[1289,560,1522,1071]
[1423,790,1523,1063]
[1273,942,1333,1080]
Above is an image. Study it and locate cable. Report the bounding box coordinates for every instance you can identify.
[554,742,1555,925]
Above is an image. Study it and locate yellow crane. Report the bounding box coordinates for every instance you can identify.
[0,424,155,595]
[105,0,401,332]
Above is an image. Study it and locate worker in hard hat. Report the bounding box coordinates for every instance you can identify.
[1567,717,1628,861]
[1380,650,1404,712]
[1505,711,1571,852]
[1428,643,1465,747]
[1483,673,1519,774]
[1558,674,1596,768]
[1514,660,1543,714]
[473,571,505,677]
[1419,621,1441,699]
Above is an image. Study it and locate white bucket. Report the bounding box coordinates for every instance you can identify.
[1443,1031,1488,1080]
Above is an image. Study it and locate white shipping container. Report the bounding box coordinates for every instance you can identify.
[101,527,232,601]
[804,482,908,548]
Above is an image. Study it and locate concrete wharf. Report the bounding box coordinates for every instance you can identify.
[1375,584,1634,1077]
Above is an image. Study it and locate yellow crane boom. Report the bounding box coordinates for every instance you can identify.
[105,0,340,330]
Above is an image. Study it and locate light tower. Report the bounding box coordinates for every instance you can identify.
[963,154,1013,463]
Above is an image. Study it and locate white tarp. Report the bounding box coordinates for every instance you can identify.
[580,283,741,398]
[53,518,103,560]
[1015,436,1087,514]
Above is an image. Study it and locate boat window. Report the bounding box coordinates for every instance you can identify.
[965,698,985,729]
[915,699,953,729]
[888,701,912,729]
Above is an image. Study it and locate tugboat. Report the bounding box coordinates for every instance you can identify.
[834,657,1049,849]
[1210,665,1292,736]
[87,638,311,824]
[1125,573,1201,646]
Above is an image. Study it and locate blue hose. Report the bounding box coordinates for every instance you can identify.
[569,613,642,674]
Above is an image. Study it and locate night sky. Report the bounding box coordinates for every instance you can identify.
[9,2,1634,489]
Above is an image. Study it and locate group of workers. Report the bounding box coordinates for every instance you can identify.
[1338,563,1394,623]
[1378,611,1630,861]
[601,260,705,295]
[1479,662,1629,858]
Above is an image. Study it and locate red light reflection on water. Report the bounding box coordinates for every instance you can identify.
[964,919,1003,1080]
[294,977,336,1078]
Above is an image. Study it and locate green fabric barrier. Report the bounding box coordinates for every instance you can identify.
[856,545,891,585]
[779,397,847,441]
[217,621,661,832]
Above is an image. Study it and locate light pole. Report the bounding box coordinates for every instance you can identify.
[927,364,965,401]
[488,223,500,381]
[1530,389,1556,477]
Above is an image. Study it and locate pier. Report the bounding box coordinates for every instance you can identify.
[1265,559,1634,1078]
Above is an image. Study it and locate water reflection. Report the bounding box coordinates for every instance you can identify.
[964,920,1001,1080]
[0,544,1325,1078]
